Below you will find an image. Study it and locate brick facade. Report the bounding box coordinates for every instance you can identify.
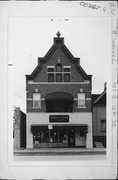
[13,107,26,149]
[26,34,92,113]
[26,33,93,149]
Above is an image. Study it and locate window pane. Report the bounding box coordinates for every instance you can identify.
[78,93,85,100]
[56,64,62,72]
[50,129,58,143]
[64,74,70,82]
[33,93,40,100]
[59,129,67,143]
[48,68,54,72]
[48,74,54,82]
[64,68,70,72]
[56,74,62,82]
[78,100,85,106]
[33,101,41,108]
[78,93,85,107]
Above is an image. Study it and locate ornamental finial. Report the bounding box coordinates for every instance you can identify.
[56,31,61,38]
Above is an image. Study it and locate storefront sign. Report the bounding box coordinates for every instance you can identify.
[49,115,69,123]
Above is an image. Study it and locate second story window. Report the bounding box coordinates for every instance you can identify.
[64,67,71,82]
[56,74,62,82]
[48,66,54,82]
[64,66,70,82]
[33,93,41,108]
[48,74,54,82]
[64,74,70,82]
[77,93,86,107]
[56,63,62,82]
[47,65,71,82]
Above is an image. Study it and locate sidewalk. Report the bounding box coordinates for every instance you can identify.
[14,147,106,155]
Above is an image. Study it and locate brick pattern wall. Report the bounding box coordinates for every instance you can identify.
[26,39,92,113]
[27,83,92,112]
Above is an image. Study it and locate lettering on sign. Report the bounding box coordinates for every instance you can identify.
[49,115,69,123]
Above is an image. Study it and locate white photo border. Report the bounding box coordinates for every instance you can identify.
[0,1,117,179]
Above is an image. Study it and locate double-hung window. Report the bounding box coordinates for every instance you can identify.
[48,67,54,82]
[33,93,41,108]
[77,93,86,107]
[47,64,71,82]
[56,64,62,82]
[64,67,70,82]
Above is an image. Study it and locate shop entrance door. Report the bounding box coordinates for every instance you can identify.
[68,130,75,147]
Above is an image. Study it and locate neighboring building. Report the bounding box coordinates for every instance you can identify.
[92,84,106,147]
[26,32,93,149]
[13,107,26,149]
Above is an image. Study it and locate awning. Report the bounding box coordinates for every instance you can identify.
[31,124,88,133]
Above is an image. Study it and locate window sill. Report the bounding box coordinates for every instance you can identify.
[77,106,87,109]
[32,107,41,109]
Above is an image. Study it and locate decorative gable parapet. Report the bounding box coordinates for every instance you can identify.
[76,65,92,80]
[26,32,92,84]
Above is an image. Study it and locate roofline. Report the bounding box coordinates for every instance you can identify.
[93,89,106,104]
[26,36,92,80]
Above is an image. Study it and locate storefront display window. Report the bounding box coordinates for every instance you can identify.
[32,126,87,148]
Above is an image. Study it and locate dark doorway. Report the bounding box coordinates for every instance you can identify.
[68,129,75,147]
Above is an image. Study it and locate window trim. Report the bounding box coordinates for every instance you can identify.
[47,66,55,68]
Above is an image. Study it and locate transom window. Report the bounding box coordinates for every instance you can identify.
[48,68,54,72]
[64,67,70,72]
[33,93,41,108]
[47,64,71,82]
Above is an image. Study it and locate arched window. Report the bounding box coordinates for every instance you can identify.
[56,63,62,82]
[56,63,62,72]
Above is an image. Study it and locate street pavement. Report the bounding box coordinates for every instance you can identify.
[13,148,106,161]
[14,147,106,156]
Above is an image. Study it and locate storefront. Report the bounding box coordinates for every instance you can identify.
[31,124,88,148]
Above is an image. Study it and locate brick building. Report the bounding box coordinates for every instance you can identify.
[26,32,93,149]
[13,107,26,149]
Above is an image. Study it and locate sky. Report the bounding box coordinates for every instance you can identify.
[8,17,111,113]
